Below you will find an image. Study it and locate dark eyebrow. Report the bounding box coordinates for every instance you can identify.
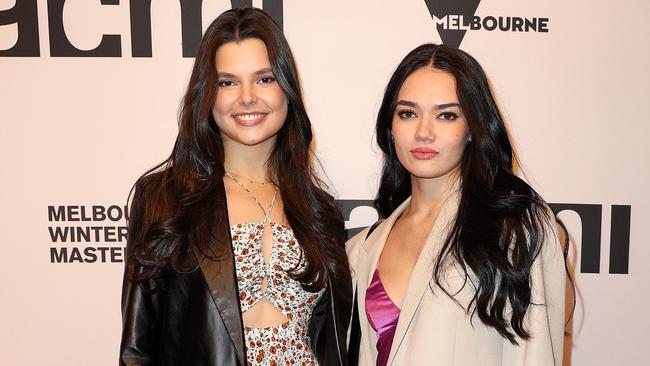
[396,100,417,108]
[217,67,274,79]
[217,72,236,79]
[395,100,461,110]
[435,103,461,110]
[255,67,274,76]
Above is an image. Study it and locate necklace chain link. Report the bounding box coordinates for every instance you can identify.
[225,172,277,224]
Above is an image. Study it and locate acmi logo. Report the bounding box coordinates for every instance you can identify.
[0,0,283,57]
[423,0,550,48]
[337,200,632,275]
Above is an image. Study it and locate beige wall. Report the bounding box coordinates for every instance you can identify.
[1,0,648,364]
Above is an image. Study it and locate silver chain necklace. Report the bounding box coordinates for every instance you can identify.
[225,171,278,224]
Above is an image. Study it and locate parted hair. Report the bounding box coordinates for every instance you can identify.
[126,7,347,292]
[375,43,561,344]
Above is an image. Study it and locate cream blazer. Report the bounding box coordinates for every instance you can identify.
[346,190,566,366]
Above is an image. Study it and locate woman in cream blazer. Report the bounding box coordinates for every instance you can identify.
[347,44,566,366]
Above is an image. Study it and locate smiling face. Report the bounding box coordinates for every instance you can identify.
[391,67,470,180]
[212,38,288,148]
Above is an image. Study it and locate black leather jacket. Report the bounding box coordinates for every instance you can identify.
[119,179,352,366]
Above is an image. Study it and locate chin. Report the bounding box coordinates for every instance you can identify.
[235,133,277,147]
[404,164,460,181]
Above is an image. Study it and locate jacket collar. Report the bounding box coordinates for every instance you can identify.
[360,184,461,366]
[195,182,246,365]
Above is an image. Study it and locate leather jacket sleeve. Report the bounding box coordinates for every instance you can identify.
[309,276,352,366]
[119,180,160,366]
[309,210,353,366]
[119,268,160,366]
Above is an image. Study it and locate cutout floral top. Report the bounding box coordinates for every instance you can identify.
[231,221,324,366]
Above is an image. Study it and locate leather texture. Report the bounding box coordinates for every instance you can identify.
[119,175,352,366]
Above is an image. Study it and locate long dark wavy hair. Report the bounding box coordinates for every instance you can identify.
[375,44,564,344]
[126,7,346,292]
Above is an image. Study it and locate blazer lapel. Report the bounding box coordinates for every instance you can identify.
[387,188,460,366]
[196,182,246,365]
[359,198,412,303]
[355,199,411,365]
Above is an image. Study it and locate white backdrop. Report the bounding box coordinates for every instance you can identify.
[1,0,649,365]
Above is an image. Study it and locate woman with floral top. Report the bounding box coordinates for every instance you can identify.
[119,8,351,366]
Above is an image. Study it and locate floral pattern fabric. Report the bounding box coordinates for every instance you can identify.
[231,221,324,366]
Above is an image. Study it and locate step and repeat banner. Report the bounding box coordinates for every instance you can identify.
[1,0,648,365]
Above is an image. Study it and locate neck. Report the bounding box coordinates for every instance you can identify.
[406,169,459,218]
[222,135,276,182]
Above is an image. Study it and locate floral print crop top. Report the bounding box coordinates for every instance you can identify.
[231,221,324,365]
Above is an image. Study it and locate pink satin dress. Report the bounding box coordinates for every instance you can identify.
[365,269,401,366]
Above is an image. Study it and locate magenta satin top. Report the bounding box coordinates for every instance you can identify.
[365,269,401,366]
